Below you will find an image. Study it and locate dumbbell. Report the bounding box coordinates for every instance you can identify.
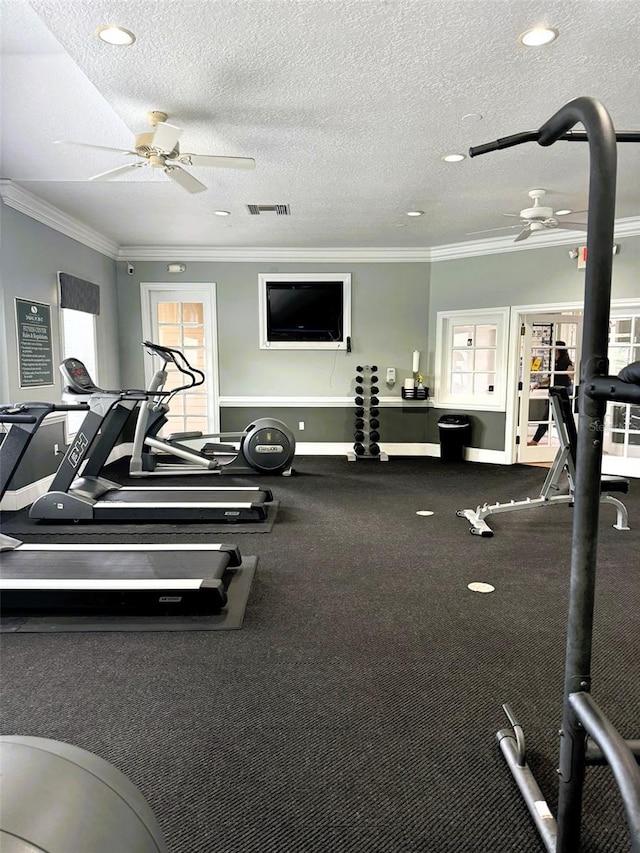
[355,418,365,430]
[353,442,365,456]
[354,407,365,418]
[369,407,379,418]
[370,396,379,406]
[371,365,378,372]
[369,430,380,442]
[370,385,379,394]
[370,375,379,384]
[354,430,366,442]
[355,396,364,407]
[369,443,380,456]
[369,418,380,429]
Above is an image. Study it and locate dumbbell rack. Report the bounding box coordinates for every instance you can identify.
[347,364,388,462]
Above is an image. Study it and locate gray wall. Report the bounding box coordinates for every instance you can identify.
[115,261,431,396]
[0,205,120,403]
[427,238,640,376]
[1,200,638,482]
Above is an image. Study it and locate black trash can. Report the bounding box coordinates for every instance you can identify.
[437,414,472,462]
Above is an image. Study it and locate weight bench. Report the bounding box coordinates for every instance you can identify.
[457,386,630,537]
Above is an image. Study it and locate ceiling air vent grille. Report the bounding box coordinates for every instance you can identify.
[247,204,290,215]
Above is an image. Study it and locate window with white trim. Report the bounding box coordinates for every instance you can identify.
[435,308,510,410]
[60,308,97,439]
[604,312,640,460]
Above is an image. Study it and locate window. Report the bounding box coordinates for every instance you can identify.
[258,273,351,350]
[60,307,97,439]
[435,308,510,410]
[57,272,100,439]
[603,313,640,460]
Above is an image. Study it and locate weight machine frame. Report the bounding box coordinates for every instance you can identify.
[470,97,640,851]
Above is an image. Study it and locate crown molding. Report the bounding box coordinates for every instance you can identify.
[116,217,640,262]
[0,181,119,259]
[2,180,638,264]
[116,246,434,262]
[429,217,640,262]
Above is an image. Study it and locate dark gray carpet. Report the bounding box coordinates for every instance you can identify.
[1,456,638,852]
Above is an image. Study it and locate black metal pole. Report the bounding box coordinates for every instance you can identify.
[535,97,618,852]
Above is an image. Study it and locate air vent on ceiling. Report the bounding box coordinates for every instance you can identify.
[247,204,290,215]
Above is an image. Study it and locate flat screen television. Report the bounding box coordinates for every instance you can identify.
[266,281,344,342]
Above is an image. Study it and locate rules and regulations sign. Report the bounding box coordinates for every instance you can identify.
[15,298,54,387]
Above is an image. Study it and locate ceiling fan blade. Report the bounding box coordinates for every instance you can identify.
[55,140,136,155]
[467,225,520,235]
[164,164,207,193]
[502,213,521,219]
[151,121,183,153]
[553,220,589,231]
[175,153,256,170]
[514,226,532,242]
[89,163,145,181]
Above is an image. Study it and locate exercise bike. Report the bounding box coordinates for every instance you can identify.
[129,341,296,477]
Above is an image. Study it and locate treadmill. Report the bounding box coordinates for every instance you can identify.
[28,360,275,524]
[0,402,248,616]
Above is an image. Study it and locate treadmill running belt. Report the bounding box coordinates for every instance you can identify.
[0,546,239,615]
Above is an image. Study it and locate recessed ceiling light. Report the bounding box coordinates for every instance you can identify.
[442,153,466,163]
[518,26,558,47]
[406,210,424,217]
[555,208,573,216]
[95,25,136,46]
[213,210,231,216]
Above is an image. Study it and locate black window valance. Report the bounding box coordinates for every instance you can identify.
[58,272,101,315]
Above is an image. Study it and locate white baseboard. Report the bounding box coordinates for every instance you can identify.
[0,443,511,510]
[294,442,509,463]
[0,474,55,511]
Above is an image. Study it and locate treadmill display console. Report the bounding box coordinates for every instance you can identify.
[59,358,101,394]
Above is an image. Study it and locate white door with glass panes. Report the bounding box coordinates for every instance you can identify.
[140,284,219,436]
[602,309,640,478]
[517,313,582,464]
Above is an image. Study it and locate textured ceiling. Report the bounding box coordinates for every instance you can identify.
[1,0,640,253]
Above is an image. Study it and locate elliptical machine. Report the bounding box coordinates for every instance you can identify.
[130,341,296,477]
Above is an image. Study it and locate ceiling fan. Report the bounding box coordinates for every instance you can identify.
[54,110,256,194]
[468,188,588,242]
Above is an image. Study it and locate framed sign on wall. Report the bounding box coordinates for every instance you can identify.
[15,298,54,388]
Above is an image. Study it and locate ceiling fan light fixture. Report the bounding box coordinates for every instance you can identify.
[406,210,424,217]
[214,210,231,216]
[442,153,466,162]
[555,208,573,216]
[518,26,558,47]
[95,25,136,46]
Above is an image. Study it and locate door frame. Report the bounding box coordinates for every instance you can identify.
[517,311,582,465]
[506,299,640,477]
[140,282,220,434]
[506,301,584,465]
